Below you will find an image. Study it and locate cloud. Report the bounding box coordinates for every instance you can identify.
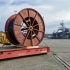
[11,0,47,5]
[0,0,70,34]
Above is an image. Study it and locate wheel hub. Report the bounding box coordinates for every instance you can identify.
[29,26,33,31]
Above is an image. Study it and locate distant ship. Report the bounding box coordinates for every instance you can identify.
[46,21,70,39]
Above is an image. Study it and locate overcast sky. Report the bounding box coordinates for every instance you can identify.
[0,0,70,33]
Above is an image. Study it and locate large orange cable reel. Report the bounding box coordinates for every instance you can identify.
[5,8,45,47]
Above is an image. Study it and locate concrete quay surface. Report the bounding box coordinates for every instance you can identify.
[0,38,70,70]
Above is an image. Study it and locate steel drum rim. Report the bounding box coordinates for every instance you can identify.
[5,14,17,45]
[13,8,45,46]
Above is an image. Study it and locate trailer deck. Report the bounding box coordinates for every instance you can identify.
[0,46,50,60]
